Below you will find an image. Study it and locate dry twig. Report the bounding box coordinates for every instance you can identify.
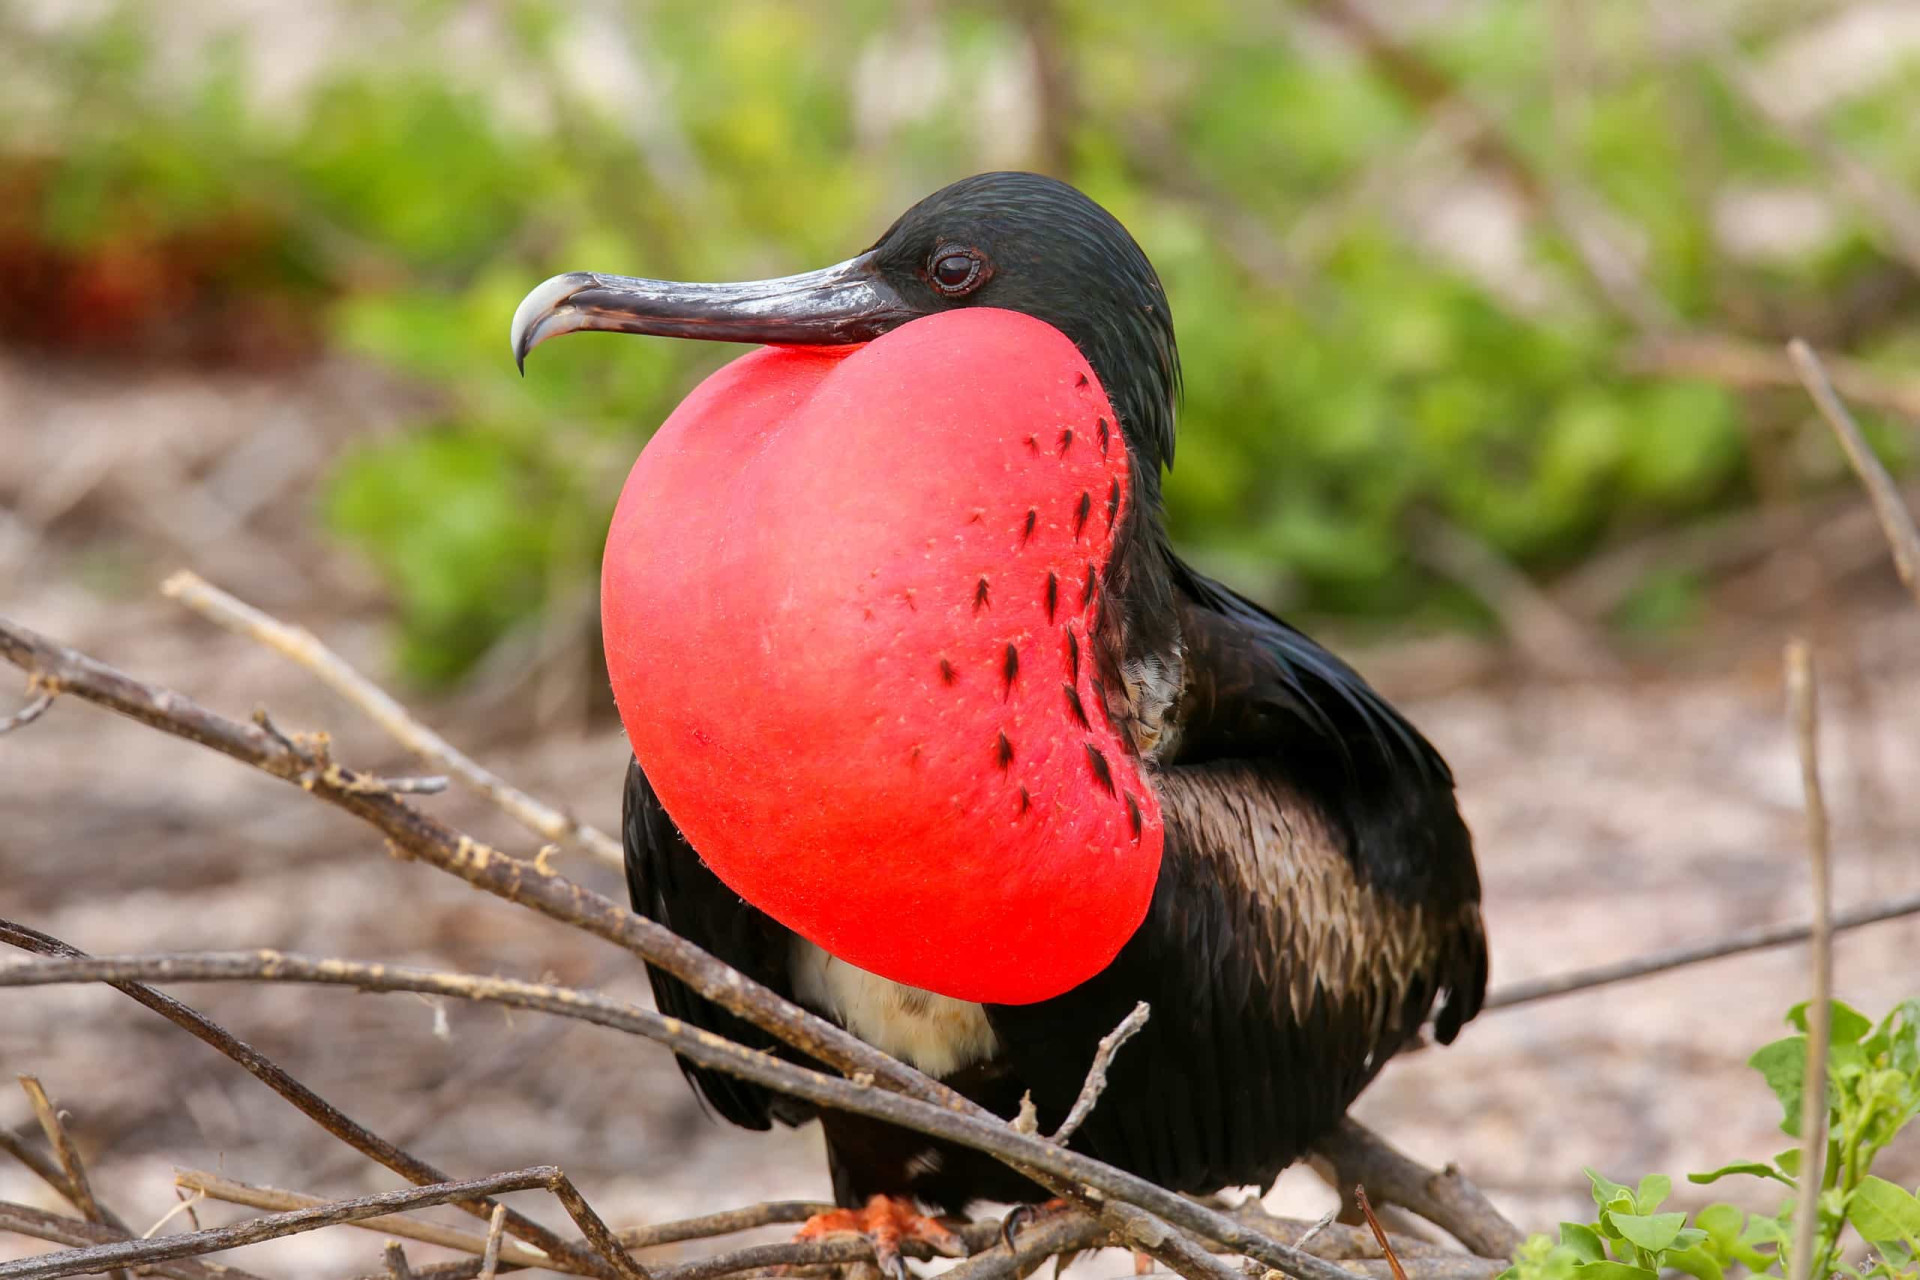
[0,687,53,734]
[1353,1188,1406,1280]
[161,570,621,864]
[478,1205,509,1280]
[0,919,601,1277]
[385,1241,417,1280]
[1787,340,1920,606]
[0,1167,644,1280]
[17,1077,129,1280]
[0,947,1354,1280]
[0,606,1521,1279]
[172,1172,553,1271]
[1784,642,1832,1280]
[1312,1122,1521,1260]
[1052,1001,1150,1145]
[1482,888,1920,1010]
[617,1203,832,1249]
[0,1202,264,1280]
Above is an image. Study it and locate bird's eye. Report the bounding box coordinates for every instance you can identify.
[929,249,985,296]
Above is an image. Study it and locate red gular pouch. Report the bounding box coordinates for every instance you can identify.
[602,307,1164,1005]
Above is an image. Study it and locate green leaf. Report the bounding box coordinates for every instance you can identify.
[1751,1036,1811,1136]
[1689,1161,1794,1187]
[1586,1168,1634,1211]
[1848,1176,1920,1248]
[1559,1223,1606,1264]
[1775,1148,1803,1177]
[1788,999,1873,1044]
[1662,1244,1724,1280]
[1609,1212,1688,1254]
[1635,1175,1671,1213]
[1567,1262,1657,1280]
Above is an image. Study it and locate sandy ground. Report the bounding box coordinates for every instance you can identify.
[3,355,1919,1278]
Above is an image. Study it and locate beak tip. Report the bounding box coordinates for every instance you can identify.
[509,270,596,374]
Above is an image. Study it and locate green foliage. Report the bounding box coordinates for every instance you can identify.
[5,1,1917,682]
[1504,1001,1920,1280]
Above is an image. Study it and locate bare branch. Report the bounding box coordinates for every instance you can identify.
[1787,340,1920,606]
[1483,888,1920,1010]
[1784,641,1832,1280]
[617,1202,833,1249]
[0,687,53,735]
[0,1201,265,1280]
[1051,1001,1150,1145]
[1353,1187,1406,1280]
[161,570,621,864]
[0,918,601,1277]
[0,1130,85,1220]
[1313,1121,1522,1260]
[0,946,1351,1280]
[18,1077,129,1280]
[940,1209,1111,1280]
[0,1167,645,1280]
[173,1171,556,1272]
[478,1205,508,1280]
[0,612,1414,1280]
[385,1241,417,1280]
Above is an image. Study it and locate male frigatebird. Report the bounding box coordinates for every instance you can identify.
[511,171,1486,1269]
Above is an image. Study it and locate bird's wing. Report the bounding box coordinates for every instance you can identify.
[983,559,1485,1193]
[623,756,815,1130]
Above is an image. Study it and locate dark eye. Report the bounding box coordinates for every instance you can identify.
[929,249,984,295]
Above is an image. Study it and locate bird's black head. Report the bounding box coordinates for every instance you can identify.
[511,171,1181,477]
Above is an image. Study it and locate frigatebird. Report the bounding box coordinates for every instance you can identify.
[511,171,1486,1268]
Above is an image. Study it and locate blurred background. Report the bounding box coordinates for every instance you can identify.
[3,0,1919,1276]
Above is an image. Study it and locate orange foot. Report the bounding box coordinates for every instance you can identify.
[798,1194,966,1280]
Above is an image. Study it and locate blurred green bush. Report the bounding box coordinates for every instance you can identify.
[4,1,1915,684]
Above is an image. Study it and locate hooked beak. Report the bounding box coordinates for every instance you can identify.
[509,250,916,373]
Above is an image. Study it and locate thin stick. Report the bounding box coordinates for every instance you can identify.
[1052,1001,1150,1144]
[161,570,621,865]
[0,947,1351,1280]
[0,1130,81,1211]
[0,688,53,734]
[1784,642,1832,1280]
[910,1210,1109,1280]
[1353,1189,1406,1280]
[385,1242,417,1280]
[18,1077,130,1280]
[0,1201,266,1280]
[1351,1189,1413,1280]
[0,919,601,1278]
[1787,340,1920,606]
[1482,889,1920,1010]
[0,1167,646,1280]
[172,1171,554,1271]
[1313,1121,1521,1260]
[478,1206,508,1280]
[617,1202,833,1249]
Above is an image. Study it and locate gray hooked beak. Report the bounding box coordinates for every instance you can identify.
[509,251,915,372]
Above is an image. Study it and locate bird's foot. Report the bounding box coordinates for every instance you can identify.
[797,1195,966,1280]
[1000,1198,1073,1251]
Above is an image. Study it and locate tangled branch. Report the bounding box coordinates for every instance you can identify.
[0,615,1508,1280]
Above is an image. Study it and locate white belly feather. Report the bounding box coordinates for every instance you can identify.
[790,938,1001,1078]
